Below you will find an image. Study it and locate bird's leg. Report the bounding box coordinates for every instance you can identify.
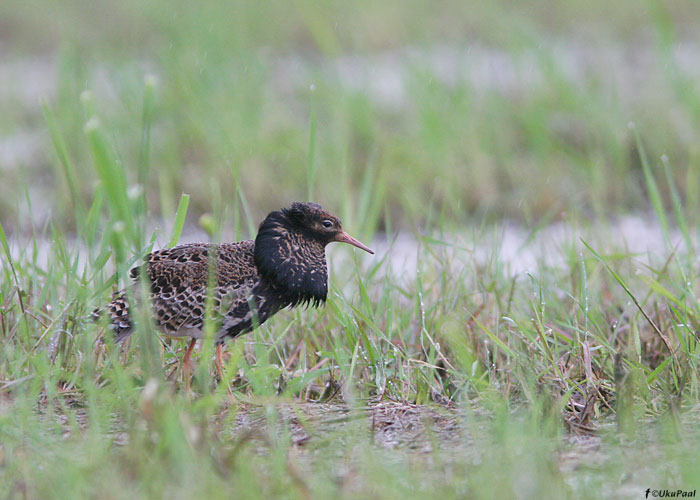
[215,344,225,380]
[215,344,235,404]
[182,338,197,391]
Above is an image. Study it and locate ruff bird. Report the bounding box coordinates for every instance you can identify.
[97,202,374,380]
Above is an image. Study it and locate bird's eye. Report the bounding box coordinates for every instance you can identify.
[322,220,334,229]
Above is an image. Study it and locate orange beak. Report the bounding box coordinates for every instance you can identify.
[334,231,374,254]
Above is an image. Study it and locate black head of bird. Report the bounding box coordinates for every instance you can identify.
[254,202,374,307]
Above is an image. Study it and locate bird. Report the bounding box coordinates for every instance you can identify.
[96,202,374,383]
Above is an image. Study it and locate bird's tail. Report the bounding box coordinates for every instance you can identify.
[93,293,133,343]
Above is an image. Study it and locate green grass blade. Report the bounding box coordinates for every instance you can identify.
[167,193,190,248]
[137,75,157,216]
[306,91,318,202]
[630,123,669,242]
[661,154,692,252]
[582,238,676,362]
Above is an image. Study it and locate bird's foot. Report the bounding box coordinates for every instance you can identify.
[215,344,226,380]
[215,344,235,404]
[182,338,197,393]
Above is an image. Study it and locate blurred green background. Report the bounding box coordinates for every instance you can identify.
[4,3,700,498]
[3,0,700,235]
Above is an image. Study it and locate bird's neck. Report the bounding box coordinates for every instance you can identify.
[253,211,328,306]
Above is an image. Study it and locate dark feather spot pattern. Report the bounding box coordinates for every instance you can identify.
[95,202,374,345]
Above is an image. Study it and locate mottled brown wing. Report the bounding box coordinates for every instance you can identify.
[130,241,260,337]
